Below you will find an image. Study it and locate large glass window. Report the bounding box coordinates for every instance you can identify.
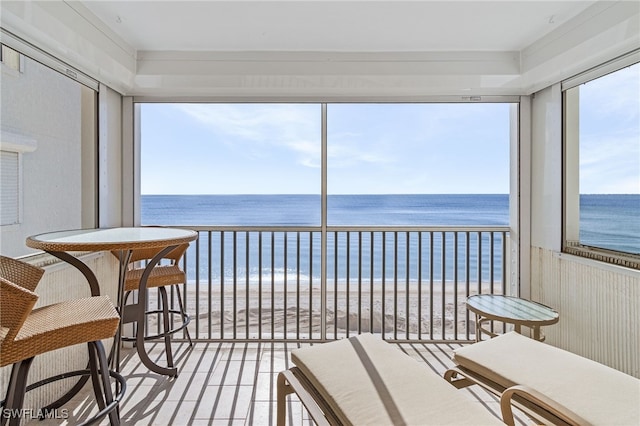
[326,103,512,225]
[140,102,513,227]
[140,103,322,226]
[564,62,640,261]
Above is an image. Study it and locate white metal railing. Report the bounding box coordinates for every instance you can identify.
[154,225,509,343]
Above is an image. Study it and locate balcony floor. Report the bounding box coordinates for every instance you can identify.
[31,340,532,425]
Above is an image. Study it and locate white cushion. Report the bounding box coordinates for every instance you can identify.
[291,333,503,425]
[453,331,640,426]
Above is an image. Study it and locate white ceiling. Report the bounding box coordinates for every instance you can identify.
[82,1,598,53]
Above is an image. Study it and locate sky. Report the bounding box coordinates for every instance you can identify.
[579,62,640,194]
[141,102,512,195]
[140,65,638,195]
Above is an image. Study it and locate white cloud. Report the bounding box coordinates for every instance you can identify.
[580,134,639,193]
[327,136,394,169]
[176,103,321,166]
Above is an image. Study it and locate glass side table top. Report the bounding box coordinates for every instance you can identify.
[466,294,559,326]
[466,294,559,341]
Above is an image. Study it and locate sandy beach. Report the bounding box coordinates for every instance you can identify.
[143,281,504,340]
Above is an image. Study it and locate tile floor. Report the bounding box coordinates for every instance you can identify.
[28,341,532,425]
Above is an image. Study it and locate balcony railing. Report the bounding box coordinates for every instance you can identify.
[150,226,510,343]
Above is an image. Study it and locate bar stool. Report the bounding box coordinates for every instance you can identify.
[116,243,192,374]
[0,255,126,426]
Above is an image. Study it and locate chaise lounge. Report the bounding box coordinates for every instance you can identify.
[444,331,640,426]
[277,333,503,425]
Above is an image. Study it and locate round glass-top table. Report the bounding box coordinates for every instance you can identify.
[26,227,198,378]
[466,294,559,342]
[27,227,197,253]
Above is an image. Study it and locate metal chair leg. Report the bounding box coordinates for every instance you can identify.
[158,286,175,369]
[2,357,34,426]
[174,285,193,345]
[88,342,108,413]
[92,340,120,426]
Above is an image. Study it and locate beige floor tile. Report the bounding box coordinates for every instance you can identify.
[208,360,257,386]
[194,385,254,421]
[252,372,277,402]
[249,400,308,426]
[258,350,289,373]
[122,400,199,426]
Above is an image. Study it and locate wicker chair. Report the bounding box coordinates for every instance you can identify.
[0,255,126,426]
[116,243,192,373]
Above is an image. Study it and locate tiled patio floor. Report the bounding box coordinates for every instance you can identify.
[30,341,532,425]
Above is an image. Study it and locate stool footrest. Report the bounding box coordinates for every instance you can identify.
[121,309,190,342]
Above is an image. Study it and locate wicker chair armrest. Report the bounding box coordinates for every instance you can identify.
[0,278,38,342]
[500,384,589,426]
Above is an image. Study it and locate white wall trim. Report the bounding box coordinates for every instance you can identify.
[517,96,532,299]
[121,96,135,227]
[520,1,640,94]
[1,1,135,94]
[3,0,638,98]
[98,84,123,227]
[0,130,37,153]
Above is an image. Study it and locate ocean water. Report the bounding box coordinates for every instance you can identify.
[580,194,640,255]
[141,194,510,226]
[141,194,639,282]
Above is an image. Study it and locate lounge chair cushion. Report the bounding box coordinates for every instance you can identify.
[291,333,502,425]
[453,331,640,426]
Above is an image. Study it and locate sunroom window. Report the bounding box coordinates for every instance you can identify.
[563,58,640,267]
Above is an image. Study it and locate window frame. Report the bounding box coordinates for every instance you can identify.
[562,51,640,269]
[134,98,519,228]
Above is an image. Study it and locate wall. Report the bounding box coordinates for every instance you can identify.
[0,11,126,411]
[531,248,640,377]
[1,51,84,258]
[529,82,640,378]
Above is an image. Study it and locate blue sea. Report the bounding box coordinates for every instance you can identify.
[141,194,639,283]
[579,194,640,255]
[141,194,511,227]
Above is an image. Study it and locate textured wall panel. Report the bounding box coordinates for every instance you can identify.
[532,247,640,378]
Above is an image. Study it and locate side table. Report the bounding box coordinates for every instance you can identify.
[466,294,559,342]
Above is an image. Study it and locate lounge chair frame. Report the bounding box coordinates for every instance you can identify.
[277,367,340,426]
[444,366,587,426]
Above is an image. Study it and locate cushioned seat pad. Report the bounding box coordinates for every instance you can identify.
[291,333,503,426]
[453,331,640,426]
